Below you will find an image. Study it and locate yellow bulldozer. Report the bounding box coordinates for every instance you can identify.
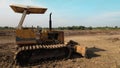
[10,4,87,66]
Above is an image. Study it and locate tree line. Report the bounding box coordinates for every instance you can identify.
[56,26,120,30]
[0,26,15,30]
[0,26,120,30]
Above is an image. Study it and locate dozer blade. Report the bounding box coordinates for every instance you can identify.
[74,45,87,57]
[66,40,87,57]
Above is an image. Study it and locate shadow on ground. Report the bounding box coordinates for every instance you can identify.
[71,47,106,59]
[86,47,106,59]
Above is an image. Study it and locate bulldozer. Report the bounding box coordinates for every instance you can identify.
[10,4,87,66]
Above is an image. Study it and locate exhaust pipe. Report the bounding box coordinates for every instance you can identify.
[49,13,52,31]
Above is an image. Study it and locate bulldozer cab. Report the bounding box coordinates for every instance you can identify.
[10,4,64,45]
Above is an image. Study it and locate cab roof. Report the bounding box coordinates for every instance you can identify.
[10,4,47,14]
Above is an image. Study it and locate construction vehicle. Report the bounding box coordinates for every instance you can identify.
[10,4,87,66]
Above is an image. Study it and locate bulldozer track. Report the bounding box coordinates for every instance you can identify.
[14,44,71,66]
[0,57,66,68]
[17,44,67,51]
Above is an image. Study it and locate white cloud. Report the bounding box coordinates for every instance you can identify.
[0,0,120,27]
[45,11,120,27]
[87,12,119,21]
[0,0,9,8]
[9,0,45,7]
[82,12,120,26]
[0,0,48,27]
[9,0,32,5]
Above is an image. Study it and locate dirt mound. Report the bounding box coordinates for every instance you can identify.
[107,37,120,42]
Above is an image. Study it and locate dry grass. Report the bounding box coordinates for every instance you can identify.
[65,34,120,68]
[0,30,120,68]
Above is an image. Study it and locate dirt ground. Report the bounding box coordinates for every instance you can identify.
[0,30,120,68]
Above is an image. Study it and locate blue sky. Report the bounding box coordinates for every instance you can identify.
[0,0,120,27]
